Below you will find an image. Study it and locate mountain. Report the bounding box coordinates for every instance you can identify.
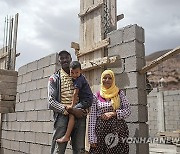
[146,49,180,90]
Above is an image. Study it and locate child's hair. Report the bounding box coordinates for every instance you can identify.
[70,61,81,70]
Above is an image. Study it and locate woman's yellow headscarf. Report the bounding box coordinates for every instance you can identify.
[100,70,120,110]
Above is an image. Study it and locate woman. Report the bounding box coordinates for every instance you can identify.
[88,70,131,154]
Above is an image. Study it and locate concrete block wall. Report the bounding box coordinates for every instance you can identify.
[107,24,149,154]
[148,89,180,137]
[1,53,59,154]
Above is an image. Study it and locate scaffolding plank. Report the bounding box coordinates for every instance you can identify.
[139,46,180,74]
[79,0,104,17]
[81,55,120,71]
[78,38,110,57]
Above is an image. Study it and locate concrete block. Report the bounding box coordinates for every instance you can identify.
[24,132,36,143]
[17,75,22,85]
[125,56,145,72]
[115,72,146,89]
[50,53,58,65]
[25,81,37,91]
[11,121,21,131]
[27,61,38,73]
[36,77,49,89]
[50,110,54,121]
[49,133,53,145]
[1,130,7,139]
[15,102,24,112]
[164,90,180,96]
[24,100,35,111]
[107,29,123,47]
[16,93,20,103]
[164,95,174,102]
[35,133,49,145]
[18,64,28,76]
[17,112,26,121]
[29,89,41,101]
[15,131,25,142]
[127,123,149,138]
[126,105,148,122]
[126,88,147,105]
[2,121,12,130]
[43,65,56,78]
[32,68,44,80]
[1,139,11,149]
[129,143,149,154]
[22,72,32,83]
[19,142,30,153]
[1,148,14,154]
[35,99,49,110]
[123,24,145,43]
[37,56,51,69]
[17,83,26,93]
[30,144,42,154]
[173,95,180,101]
[31,122,43,132]
[42,145,51,154]
[108,40,145,59]
[37,110,51,121]
[42,122,54,133]
[6,113,17,122]
[20,122,31,131]
[26,111,38,121]
[10,140,19,151]
[107,58,125,74]
[40,88,48,99]
[6,131,16,141]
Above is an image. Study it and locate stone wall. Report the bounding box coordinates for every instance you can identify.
[107,24,149,154]
[1,24,149,154]
[1,53,59,154]
[148,89,180,137]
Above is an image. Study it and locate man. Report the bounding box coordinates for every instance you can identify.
[48,50,87,154]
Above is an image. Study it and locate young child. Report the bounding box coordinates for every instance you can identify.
[56,61,93,143]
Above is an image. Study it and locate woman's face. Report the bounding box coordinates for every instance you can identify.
[102,74,113,89]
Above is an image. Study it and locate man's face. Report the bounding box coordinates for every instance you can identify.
[70,68,81,79]
[59,53,72,69]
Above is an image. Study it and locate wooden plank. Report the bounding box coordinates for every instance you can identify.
[11,13,19,70]
[71,42,80,58]
[78,38,110,56]
[0,69,18,76]
[109,0,117,31]
[71,42,80,50]
[139,46,180,74]
[78,0,104,17]
[82,55,120,71]
[0,52,8,59]
[117,14,124,22]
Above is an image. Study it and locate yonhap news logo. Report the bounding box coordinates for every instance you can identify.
[105,132,180,147]
[105,132,119,148]
[121,137,180,144]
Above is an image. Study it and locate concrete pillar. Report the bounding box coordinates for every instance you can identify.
[157,91,165,132]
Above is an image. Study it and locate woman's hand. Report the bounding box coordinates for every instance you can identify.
[101,112,117,120]
[90,143,97,148]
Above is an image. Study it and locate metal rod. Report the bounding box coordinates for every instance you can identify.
[11,13,19,70]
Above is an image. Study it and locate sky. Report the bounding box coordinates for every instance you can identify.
[0,0,180,70]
